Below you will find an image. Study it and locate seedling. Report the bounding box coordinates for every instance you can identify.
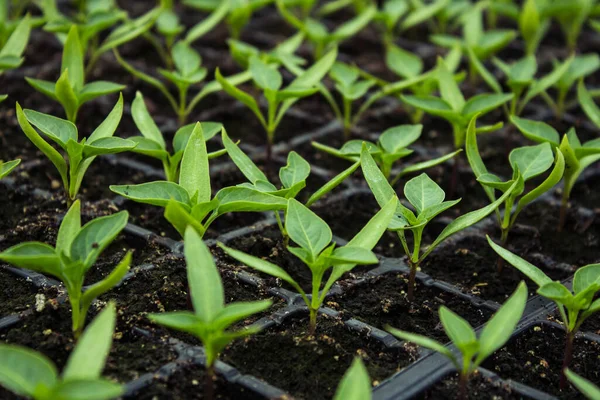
[388,282,528,400]
[361,144,517,300]
[0,303,123,400]
[0,14,31,99]
[219,196,398,335]
[565,369,600,399]
[0,201,131,337]
[518,0,550,55]
[578,78,600,130]
[215,48,336,161]
[375,0,452,42]
[111,124,288,238]
[149,227,271,400]
[543,0,596,50]
[26,25,125,122]
[466,115,565,256]
[0,159,21,179]
[129,92,226,181]
[16,94,135,203]
[334,357,372,400]
[488,238,600,389]
[402,58,512,149]
[511,115,600,231]
[313,124,461,184]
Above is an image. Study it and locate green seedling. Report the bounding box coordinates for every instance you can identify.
[149,226,271,400]
[111,125,288,238]
[543,0,598,50]
[0,158,20,179]
[388,282,527,400]
[0,201,131,337]
[313,124,461,184]
[16,94,135,203]
[402,58,512,148]
[565,369,600,399]
[26,25,125,122]
[334,357,372,400]
[511,115,600,231]
[215,48,336,161]
[489,238,600,389]
[219,196,397,335]
[466,115,565,258]
[277,0,376,58]
[129,92,226,181]
[0,303,123,400]
[578,78,600,130]
[361,144,517,301]
[0,14,31,100]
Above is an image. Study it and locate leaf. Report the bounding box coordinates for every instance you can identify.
[467,47,501,93]
[404,173,445,214]
[63,303,116,380]
[164,200,206,238]
[436,59,465,112]
[573,264,600,294]
[78,81,125,104]
[565,369,600,400]
[49,379,123,400]
[56,200,81,257]
[399,150,462,177]
[172,41,201,77]
[180,123,210,203]
[288,47,338,89]
[214,187,287,214]
[461,93,513,118]
[361,143,400,207]
[88,93,124,142]
[439,306,476,350]
[509,143,554,180]
[387,327,454,360]
[25,78,57,100]
[24,109,77,149]
[249,56,282,91]
[55,70,80,122]
[510,116,560,145]
[185,0,229,43]
[0,15,31,59]
[379,124,422,154]
[96,7,159,55]
[537,282,573,305]
[285,199,332,260]
[331,4,376,40]
[330,62,359,86]
[401,95,456,118]
[577,80,600,129]
[148,311,201,334]
[522,56,573,105]
[0,159,20,179]
[83,137,136,157]
[401,0,449,30]
[280,151,310,189]
[326,246,378,265]
[0,345,57,397]
[173,122,222,153]
[212,300,273,331]
[306,160,360,207]
[222,129,267,184]
[557,54,600,90]
[385,43,422,79]
[333,358,372,400]
[62,25,84,91]
[475,282,527,365]
[110,182,191,208]
[215,68,265,127]
[80,253,131,311]
[486,236,553,287]
[0,242,61,277]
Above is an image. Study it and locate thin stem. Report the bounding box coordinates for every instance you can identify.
[309,308,317,336]
[458,372,469,400]
[343,98,352,141]
[205,363,215,400]
[497,228,509,274]
[558,191,569,232]
[559,331,575,390]
[407,260,418,302]
[275,211,287,240]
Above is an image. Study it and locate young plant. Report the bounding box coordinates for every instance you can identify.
[544,0,598,50]
[0,201,131,337]
[149,226,272,400]
[26,25,125,122]
[0,303,123,400]
[0,14,31,99]
[511,115,600,231]
[313,124,461,184]
[466,115,565,255]
[361,144,517,301]
[565,369,600,399]
[0,158,21,179]
[387,281,528,400]
[334,357,372,400]
[215,48,336,161]
[129,91,225,182]
[519,0,551,55]
[401,58,512,148]
[110,125,288,238]
[488,238,600,389]
[219,196,398,335]
[16,94,135,202]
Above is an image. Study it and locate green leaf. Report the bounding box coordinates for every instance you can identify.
[510,116,560,145]
[330,62,359,87]
[215,68,266,127]
[185,226,224,322]
[439,306,476,350]
[557,54,600,91]
[110,182,191,208]
[213,300,273,331]
[0,159,20,179]
[249,56,282,91]
[467,47,501,93]
[83,137,135,157]
[522,56,573,105]
[401,0,449,30]
[88,93,124,142]
[96,7,159,55]
[288,47,338,89]
[509,143,554,180]
[148,311,201,335]
[56,200,81,257]
[401,95,455,117]
[537,282,573,305]
[173,122,222,153]
[25,78,57,100]
[387,327,454,360]
[461,93,513,118]
[62,25,84,91]
[23,109,77,150]
[475,281,527,365]
[78,81,125,104]
[180,123,210,203]
[573,264,600,294]
[49,379,123,400]
[0,15,31,60]
[172,41,201,77]
[80,252,131,311]
[55,70,80,122]
[436,58,464,111]
[0,242,61,277]
[63,303,116,380]
[333,358,372,400]
[214,187,287,214]
[285,199,332,260]
[280,151,310,189]
[577,80,600,129]
[222,129,267,184]
[399,150,462,177]
[379,124,422,154]
[404,173,445,214]
[385,44,422,79]
[164,200,206,238]
[565,369,600,400]
[0,345,57,397]
[331,4,376,40]
[326,246,378,265]
[306,160,361,207]
[185,0,229,43]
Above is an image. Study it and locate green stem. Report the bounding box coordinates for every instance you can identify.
[309,269,324,335]
[343,98,352,141]
[275,211,287,240]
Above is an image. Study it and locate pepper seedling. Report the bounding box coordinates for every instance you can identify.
[511,115,600,231]
[374,0,452,42]
[219,196,397,335]
[0,303,123,400]
[0,14,31,100]
[402,58,512,149]
[0,159,21,179]
[466,115,565,256]
[111,124,288,238]
[129,91,226,182]
[488,237,600,389]
[16,94,135,203]
[333,357,372,400]
[313,124,461,184]
[0,201,131,337]
[361,144,517,301]
[565,369,600,399]
[149,226,272,400]
[26,25,125,122]
[388,281,527,400]
[543,0,597,51]
[215,48,336,161]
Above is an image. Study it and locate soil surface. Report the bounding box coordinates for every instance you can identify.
[422,371,524,399]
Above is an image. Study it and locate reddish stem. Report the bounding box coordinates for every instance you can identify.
[559,332,574,390]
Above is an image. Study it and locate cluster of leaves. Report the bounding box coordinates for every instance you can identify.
[0,13,31,101]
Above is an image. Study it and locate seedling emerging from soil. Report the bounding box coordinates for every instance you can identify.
[216,48,336,161]
[313,124,461,184]
[184,0,268,39]
[511,115,600,231]
[149,227,271,400]
[334,357,372,400]
[402,58,512,148]
[488,238,600,389]
[0,14,31,99]
[129,92,225,181]
[565,369,600,399]
[388,281,528,400]
[16,94,135,203]
[277,0,376,58]
[26,25,125,122]
[111,125,288,238]
[0,303,123,400]
[361,143,517,301]
[466,115,565,256]
[0,159,21,179]
[219,196,397,335]
[0,201,131,337]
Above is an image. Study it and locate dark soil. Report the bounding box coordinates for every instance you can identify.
[422,371,524,399]
[482,323,600,399]
[0,268,57,317]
